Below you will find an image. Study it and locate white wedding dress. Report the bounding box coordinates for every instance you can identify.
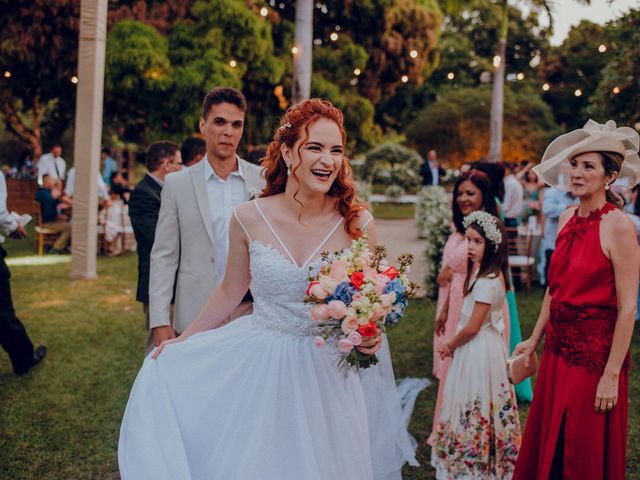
[118,202,421,480]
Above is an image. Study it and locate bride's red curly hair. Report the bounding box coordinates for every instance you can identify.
[261,99,365,238]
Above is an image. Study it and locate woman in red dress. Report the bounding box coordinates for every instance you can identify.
[513,120,640,479]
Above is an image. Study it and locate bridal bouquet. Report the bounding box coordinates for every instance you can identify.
[305,236,419,370]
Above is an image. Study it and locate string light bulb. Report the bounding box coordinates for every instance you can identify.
[542,83,550,91]
[354,68,361,76]
[612,86,620,94]
[516,72,525,80]
[3,71,10,78]
[229,60,237,68]
[71,75,78,84]
[493,55,501,67]
[598,44,607,53]
[260,7,268,16]
[574,89,582,97]
[409,50,418,59]
[447,72,455,80]
[291,46,299,54]
[330,32,338,42]
[401,75,409,83]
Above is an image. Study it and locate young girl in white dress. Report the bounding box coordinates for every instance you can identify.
[431,211,521,479]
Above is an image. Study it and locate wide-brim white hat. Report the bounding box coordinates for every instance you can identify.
[532,119,640,191]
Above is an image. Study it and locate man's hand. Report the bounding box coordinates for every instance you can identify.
[9,224,27,239]
[152,325,176,346]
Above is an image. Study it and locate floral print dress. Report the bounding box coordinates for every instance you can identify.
[431,275,521,479]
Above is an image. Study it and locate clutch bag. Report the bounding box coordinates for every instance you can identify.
[506,351,538,384]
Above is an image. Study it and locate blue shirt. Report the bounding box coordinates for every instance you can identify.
[35,188,59,224]
[102,156,118,186]
[541,187,576,252]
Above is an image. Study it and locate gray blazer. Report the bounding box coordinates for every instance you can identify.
[148,158,265,333]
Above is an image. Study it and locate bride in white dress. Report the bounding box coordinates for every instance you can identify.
[118,99,417,480]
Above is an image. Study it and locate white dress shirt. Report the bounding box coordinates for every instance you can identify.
[0,171,18,243]
[430,162,440,186]
[204,156,248,286]
[503,174,524,219]
[64,167,110,200]
[38,153,66,182]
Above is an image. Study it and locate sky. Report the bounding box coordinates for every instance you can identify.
[547,0,640,45]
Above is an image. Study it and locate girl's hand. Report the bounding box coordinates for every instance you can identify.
[435,310,447,336]
[595,372,619,413]
[357,328,383,355]
[437,343,453,359]
[151,336,185,360]
[513,337,538,367]
[436,266,453,287]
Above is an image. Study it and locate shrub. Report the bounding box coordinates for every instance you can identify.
[364,142,422,191]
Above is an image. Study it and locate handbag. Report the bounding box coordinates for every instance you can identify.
[506,351,538,385]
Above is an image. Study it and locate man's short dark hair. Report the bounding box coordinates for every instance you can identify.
[145,141,179,172]
[202,87,247,119]
[101,147,111,156]
[181,137,207,167]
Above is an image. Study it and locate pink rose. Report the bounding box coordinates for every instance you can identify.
[309,283,328,300]
[347,331,363,346]
[320,276,338,294]
[373,274,389,295]
[327,300,348,319]
[337,338,354,353]
[363,263,377,279]
[341,316,359,334]
[313,336,326,348]
[330,259,349,281]
[380,292,396,308]
[310,304,331,323]
[352,292,363,302]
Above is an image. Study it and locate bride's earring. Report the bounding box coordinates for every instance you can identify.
[605,183,610,190]
[286,164,292,176]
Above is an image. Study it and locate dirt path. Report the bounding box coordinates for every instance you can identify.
[374,218,426,296]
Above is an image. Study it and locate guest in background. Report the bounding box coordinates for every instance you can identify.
[520,167,543,227]
[430,170,498,444]
[128,142,182,352]
[64,166,110,204]
[110,170,133,204]
[101,148,118,187]
[420,149,445,186]
[180,137,207,168]
[472,161,505,204]
[35,174,71,254]
[540,185,576,285]
[0,170,47,375]
[503,162,524,228]
[37,144,66,187]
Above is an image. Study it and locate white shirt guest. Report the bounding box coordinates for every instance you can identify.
[37,146,66,183]
[0,171,18,242]
[205,155,247,286]
[503,172,524,223]
[64,167,110,201]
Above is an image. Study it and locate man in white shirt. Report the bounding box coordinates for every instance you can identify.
[0,171,47,375]
[148,87,264,349]
[503,163,524,228]
[420,149,445,186]
[37,144,66,187]
[64,167,110,202]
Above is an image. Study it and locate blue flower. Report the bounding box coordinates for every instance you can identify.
[385,297,408,326]
[327,281,355,304]
[384,277,406,303]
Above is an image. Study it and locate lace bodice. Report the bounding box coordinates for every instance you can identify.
[247,241,318,336]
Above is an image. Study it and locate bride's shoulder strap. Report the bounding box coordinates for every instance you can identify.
[358,208,374,229]
[233,201,258,241]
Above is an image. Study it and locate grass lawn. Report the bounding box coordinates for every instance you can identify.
[0,240,638,478]
[372,202,416,219]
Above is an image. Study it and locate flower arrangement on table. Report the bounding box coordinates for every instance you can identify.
[305,235,420,370]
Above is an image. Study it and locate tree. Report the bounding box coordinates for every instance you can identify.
[406,84,560,166]
[0,0,81,158]
[291,0,313,103]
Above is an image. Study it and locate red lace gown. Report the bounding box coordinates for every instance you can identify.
[514,202,630,479]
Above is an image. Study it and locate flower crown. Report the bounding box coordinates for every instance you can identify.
[463,211,502,251]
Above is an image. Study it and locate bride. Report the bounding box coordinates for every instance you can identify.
[119,99,415,479]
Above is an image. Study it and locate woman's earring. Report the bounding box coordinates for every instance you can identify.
[286,164,291,176]
[605,184,610,190]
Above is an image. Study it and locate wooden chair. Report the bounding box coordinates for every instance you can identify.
[32,202,61,256]
[506,226,535,293]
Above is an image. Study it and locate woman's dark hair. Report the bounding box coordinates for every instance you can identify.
[463,218,511,295]
[599,151,625,208]
[471,162,505,201]
[632,185,640,216]
[452,171,499,233]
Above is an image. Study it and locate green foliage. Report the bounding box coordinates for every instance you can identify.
[406,84,559,165]
[365,142,422,189]
[587,10,640,127]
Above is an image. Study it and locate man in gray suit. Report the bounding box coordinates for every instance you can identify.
[148,87,264,348]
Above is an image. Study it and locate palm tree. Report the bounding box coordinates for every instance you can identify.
[292,0,313,104]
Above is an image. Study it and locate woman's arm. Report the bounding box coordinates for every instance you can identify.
[152,215,251,358]
[439,301,491,356]
[595,213,640,412]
